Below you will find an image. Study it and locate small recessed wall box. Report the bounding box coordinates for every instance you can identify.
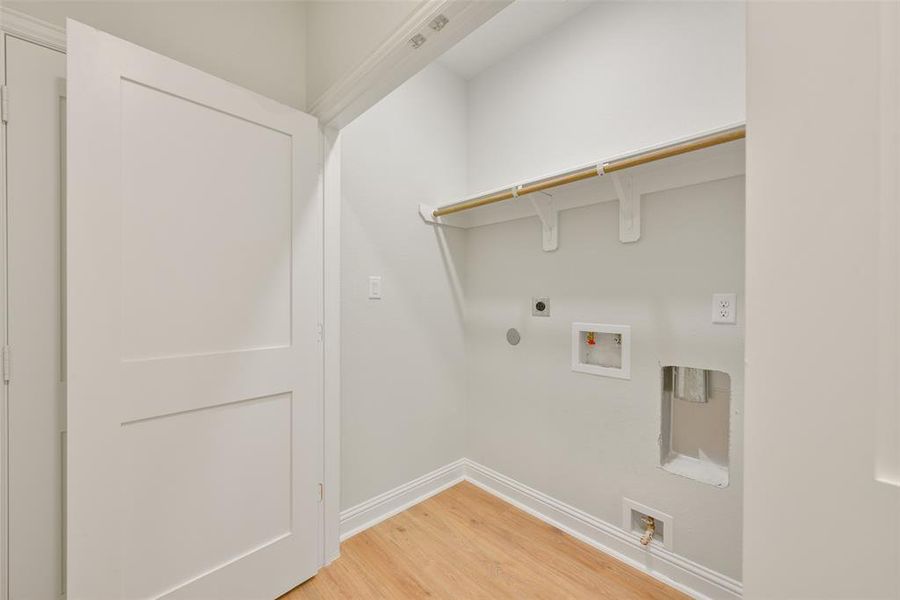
[622,498,674,550]
[571,323,631,379]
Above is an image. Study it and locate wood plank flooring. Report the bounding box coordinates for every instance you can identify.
[282,481,689,599]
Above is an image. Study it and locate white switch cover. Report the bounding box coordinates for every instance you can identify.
[712,293,736,324]
[368,276,382,299]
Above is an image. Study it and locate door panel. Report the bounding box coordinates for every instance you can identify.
[67,20,322,599]
[119,78,292,360]
[123,394,293,599]
[5,35,67,600]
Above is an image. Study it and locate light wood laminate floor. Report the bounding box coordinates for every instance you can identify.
[282,481,689,599]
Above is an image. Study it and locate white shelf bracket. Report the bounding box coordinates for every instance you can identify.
[419,204,466,229]
[419,203,440,224]
[420,203,460,227]
[611,173,641,243]
[529,193,558,252]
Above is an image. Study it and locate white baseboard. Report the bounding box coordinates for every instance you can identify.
[339,458,742,600]
[339,458,466,541]
[463,460,742,600]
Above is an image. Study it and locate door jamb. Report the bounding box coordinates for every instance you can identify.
[321,127,341,564]
[309,0,509,564]
[0,11,66,600]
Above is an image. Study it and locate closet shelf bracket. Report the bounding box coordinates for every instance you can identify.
[419,203,440,224]
[612,173,640,243]
[530,192,558,252]
[419,203,462,227]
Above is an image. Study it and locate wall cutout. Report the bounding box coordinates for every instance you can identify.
[622,498,674,550]
[660,366,730,487]
[571,323,631,379]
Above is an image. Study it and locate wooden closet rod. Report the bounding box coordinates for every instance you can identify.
[432,125,746,218]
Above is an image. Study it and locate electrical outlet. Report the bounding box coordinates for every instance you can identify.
[532,297,550,317]
[712,293,736,324]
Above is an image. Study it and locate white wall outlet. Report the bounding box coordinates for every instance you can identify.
[368,276,382,299]
[532,297,550,317]
[712,293,736,324]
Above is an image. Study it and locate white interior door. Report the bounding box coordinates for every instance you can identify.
[66,20,323,599]
[5,35,67,600]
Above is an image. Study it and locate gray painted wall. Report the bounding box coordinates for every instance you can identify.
[339,0,745,582]
[464,178,745,579]
[339,63,469,508]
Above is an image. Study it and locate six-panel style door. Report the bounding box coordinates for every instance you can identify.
[66,20,323,599]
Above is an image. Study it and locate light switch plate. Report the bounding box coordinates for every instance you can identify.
[368,276,382,299]
[712,293,736,324]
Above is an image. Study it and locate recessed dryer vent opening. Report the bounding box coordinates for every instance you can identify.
[660,366,730,487]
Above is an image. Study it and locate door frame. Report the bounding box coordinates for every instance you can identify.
[0,8,343,598]
[0,10,66,600]
[309,1,509,566]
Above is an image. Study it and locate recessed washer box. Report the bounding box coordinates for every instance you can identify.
[622,498,674,550]
[571,323,631,379]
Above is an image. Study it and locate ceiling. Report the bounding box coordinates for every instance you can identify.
[437,0,593,80]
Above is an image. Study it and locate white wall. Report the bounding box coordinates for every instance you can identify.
[339,63,469,509]
[339,0,746,582]
[5,1,307,109]
[465,0,745,194]
[744,2,900,597]
[458,0,746,580]
[464,178,745,580]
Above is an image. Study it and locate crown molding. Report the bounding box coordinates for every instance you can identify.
[309,0,509,129]
[0,7,66,52]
